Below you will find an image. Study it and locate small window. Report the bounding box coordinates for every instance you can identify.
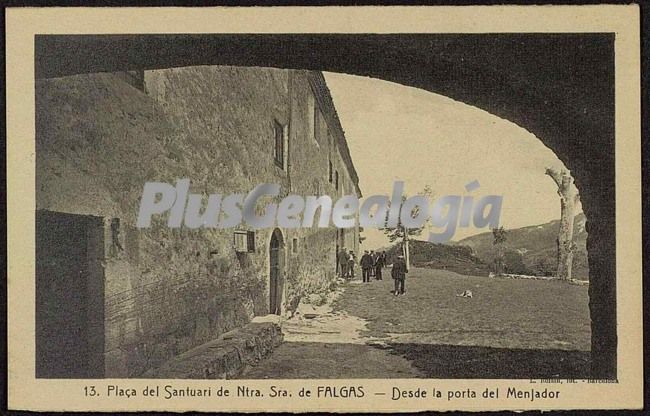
[234,230,255,253]
[335,170,339,192]
[292,237,299,254]
[273,120,285,169]
[314,180,321,197]
[328,160,333,183]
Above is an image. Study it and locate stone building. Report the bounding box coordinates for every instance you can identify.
[35,66,362,378]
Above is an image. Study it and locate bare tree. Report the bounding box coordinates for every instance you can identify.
[545,167,580,280]
[382,185,432,270]
[492,226,507,276]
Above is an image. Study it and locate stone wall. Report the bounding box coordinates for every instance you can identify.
[142,321,284,379]
[36,66,360,377]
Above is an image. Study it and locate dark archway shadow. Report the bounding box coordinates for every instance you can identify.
[240,341,590,379]
[381,343,591,379]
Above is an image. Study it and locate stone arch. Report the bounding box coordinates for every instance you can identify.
[35,33,616,378]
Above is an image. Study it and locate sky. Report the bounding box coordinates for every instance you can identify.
[324,72,581,250]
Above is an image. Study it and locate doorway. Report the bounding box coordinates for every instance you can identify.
[35,210,105,378]
[269,228,284,315]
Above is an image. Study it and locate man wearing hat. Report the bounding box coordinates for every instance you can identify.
[338,247,348,278]
[360,250,374,283]
[391,254,408,295]
[369,250,377,279]
[375,251,386,280]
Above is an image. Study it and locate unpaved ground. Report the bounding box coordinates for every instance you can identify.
[241,281,423,379]
[241,269,591,379]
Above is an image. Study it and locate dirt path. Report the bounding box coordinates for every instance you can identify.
[240,280,424,379]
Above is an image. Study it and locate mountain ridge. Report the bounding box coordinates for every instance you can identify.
[455,213,589,280]
[378,213,589,280]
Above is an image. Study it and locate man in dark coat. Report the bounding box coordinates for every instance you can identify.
[375,251,386,280]
[360,250,374,283]
[338,247,348,278]
[391,254,408,295]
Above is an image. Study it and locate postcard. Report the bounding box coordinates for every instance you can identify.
[6,5,643,412]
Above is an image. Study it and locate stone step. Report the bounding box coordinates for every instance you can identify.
[142,321,283,379]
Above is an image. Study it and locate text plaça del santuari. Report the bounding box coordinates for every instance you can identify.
[106,385,365,399]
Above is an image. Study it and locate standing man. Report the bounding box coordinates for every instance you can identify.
[360,250,373,283]
[369,250,375,279]
[338,247,348,279]
[375,251,386,280]
[391,254,408,295]
[347,250,356,279]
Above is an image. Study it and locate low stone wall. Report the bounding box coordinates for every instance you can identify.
[143,320,283,379]
[489,273,589,285]
[497,273,558,280]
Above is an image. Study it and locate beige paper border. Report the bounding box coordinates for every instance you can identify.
[6,5,642,412]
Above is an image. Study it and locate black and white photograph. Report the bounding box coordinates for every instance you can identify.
[6,5,643,413]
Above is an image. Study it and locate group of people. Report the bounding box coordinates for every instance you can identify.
[359,250,387,282]
[337,248,357,279]
[338,248,387,282]
[337,248,407,294]
[337,248,408,295]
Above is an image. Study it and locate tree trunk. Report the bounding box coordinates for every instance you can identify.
[403,229,410,272]
[495,246,504,275]
[546,168,579,280]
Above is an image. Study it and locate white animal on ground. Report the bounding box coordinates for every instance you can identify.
[456,290,473,298]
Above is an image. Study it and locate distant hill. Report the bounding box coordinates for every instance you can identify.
[378,214,589,280]
[384,240,492,277]
[455,213,589,280]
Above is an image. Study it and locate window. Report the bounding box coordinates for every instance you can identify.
[234,230,256,253]
[247,231,256,252]
[292,237,299,254]
[335,170,339,192]
[313,180,321,197]
[328,160,333,183]
[273,120,285,169]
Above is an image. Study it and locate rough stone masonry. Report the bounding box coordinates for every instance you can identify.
[35,66,361,377]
